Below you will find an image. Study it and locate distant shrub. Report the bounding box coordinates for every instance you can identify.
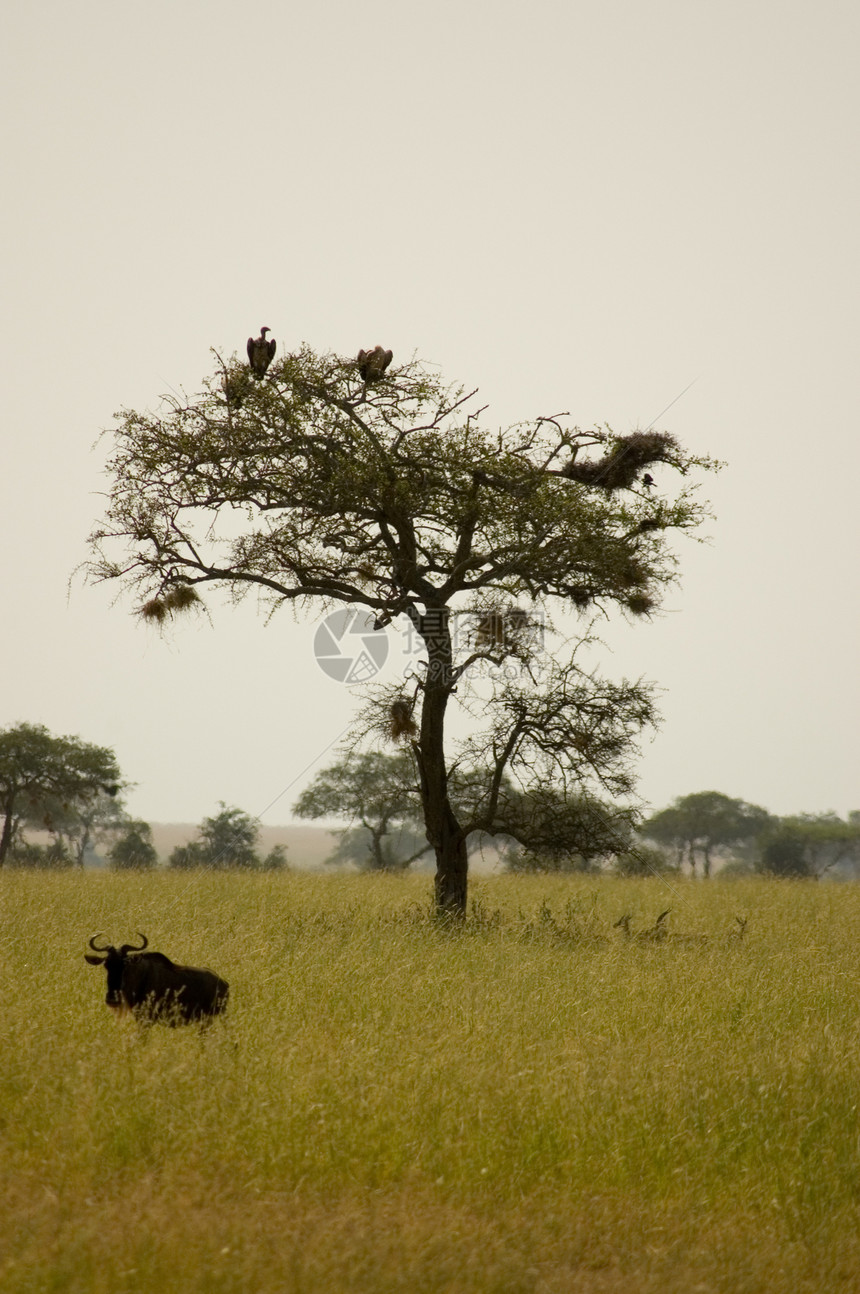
[7,841,72,869]
[506,849,601,874]
[759,833,811,878]
[168,804,287,870]
[612,844,677,876]
[108,821,158,870]
[261,844,289,871]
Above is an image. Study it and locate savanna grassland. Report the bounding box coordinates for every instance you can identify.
[1,870,859,1294]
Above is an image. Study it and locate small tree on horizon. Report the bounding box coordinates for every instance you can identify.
[109,819,158,870]
[758,813,860,879]
[168,803,287,870]
[0,723,123,867]
[642,791,772,877]
[293,750,430,871]
[87,344,717,914]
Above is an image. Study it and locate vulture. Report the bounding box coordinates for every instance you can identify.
[357,345,393,383]
[247,326,276,379]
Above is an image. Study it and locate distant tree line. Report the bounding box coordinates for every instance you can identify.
[0,723,286,872]
[4,723,855,878]
[640,792,860,880]
[293,751,860,881]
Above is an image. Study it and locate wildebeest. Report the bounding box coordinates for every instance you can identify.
[85,933,229,1025]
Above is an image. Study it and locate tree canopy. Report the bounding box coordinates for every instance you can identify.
[168,803,287,871]
[293,750,430,871]
[641,791,772,877]
[88,344,716,913]
[758,813,860,879]
[0,722,123,866]
[108,819,158,870]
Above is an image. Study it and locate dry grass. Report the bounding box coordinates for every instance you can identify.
[2,871,860,1292]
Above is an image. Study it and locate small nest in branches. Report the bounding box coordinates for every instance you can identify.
[163,585,200,612]
[389,699,417,743]
[616,556,650,589]
[626,593,655,616]
[571,586,592,610]
[139,586,201,623]
[562,431,679,493]
[473,605,534,651]
[140,599,168,623]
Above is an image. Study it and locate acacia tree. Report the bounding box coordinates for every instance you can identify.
[0,723,122,866]
[87,345,715,914]
[642,791,772,877]
[759,813,860,879]
[293,751,430,871]
[23,787,129,865]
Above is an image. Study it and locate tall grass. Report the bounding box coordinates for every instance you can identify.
[1,871,859,1292]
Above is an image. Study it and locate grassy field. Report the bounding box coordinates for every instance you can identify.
[1,870,859,1293]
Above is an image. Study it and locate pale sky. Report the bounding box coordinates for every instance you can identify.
[2,0,858,827]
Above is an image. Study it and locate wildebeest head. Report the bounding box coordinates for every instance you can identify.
[85,932,149,1009]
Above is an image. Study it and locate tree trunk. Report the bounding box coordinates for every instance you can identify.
[369,826,386,871]
[416,609,468,917]
[432,807,469,915]
[0,807,12,866]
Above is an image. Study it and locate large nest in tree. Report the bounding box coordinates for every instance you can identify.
[562,431,679,493]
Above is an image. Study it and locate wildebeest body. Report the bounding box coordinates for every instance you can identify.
[85,935,229,1025]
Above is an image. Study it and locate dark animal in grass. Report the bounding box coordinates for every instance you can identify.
[247,326,276,378]
[85,933,229,1025]
[357,345,393,383]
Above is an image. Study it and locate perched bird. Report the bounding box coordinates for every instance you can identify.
[247,326,276,379]
[641,473,655,489]
[357,346,393,383]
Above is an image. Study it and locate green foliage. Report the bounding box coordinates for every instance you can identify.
[167,840,209,870]
[6,839,72,869]
[87,343,718,912]
[168,802,285,870]
[294,751,429,871]
[505,849,599,874]
[0,722,123,866]
[613,843,678,876]
[261,843,289,871]
[758,813,860,879]
[642,791,773,876]
[108,819,157,870]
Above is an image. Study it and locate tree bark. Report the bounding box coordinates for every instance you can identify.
[0,808,12,866]
[417,609,469,917]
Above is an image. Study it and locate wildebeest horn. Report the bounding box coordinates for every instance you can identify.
[119,932,148,955]
[88,934,112,952]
